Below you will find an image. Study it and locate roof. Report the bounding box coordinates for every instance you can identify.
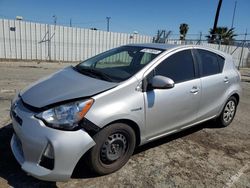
[125,43,179,50]
[125,43,231,58]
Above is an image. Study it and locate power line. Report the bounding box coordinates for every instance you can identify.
[73,20,105,25]
[0,15,105,26]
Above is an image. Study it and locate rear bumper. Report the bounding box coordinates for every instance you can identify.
[10,97,95,181]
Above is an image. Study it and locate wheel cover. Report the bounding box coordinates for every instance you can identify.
[223,100,236,123]
[100,132,128,164]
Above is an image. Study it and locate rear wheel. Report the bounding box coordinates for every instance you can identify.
[88,123,136,175]
[217,96,237,127]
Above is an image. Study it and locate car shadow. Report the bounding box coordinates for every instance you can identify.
[72,119,222,179]
[0,120,222,184]
[133,120,221,155]
[0,124,57,188]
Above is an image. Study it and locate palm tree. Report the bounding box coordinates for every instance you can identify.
[179,23,189,40]
[207,27,237,45]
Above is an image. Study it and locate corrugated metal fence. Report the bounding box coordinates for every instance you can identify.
[0,19,249,67]
[0,18,152,62]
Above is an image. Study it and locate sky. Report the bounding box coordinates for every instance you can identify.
[0,0,249,39]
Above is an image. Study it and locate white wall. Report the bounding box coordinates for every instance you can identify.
[0,19,152,61]
[0,18,249,67]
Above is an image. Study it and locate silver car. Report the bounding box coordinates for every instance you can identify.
[10,44,241,181]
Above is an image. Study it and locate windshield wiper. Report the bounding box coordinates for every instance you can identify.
[75,66,114,82]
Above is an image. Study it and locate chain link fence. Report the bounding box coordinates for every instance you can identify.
[165,39,250,68]
[153,31,250,68]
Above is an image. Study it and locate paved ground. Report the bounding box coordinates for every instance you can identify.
[0,61,249,188]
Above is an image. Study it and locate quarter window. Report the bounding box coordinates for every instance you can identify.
[155,50,195,83]
[217,55,225,72]
[140,53,157,65]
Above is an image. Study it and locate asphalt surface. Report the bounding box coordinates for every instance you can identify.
[0,61,249,188]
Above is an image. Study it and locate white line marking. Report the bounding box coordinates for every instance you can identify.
[0,89,15,93]
[224,163,249,188]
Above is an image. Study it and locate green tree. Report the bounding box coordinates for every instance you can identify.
[179,23,189,40]
[207,27,237,45]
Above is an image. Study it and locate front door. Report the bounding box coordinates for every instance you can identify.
[144,49,201,140]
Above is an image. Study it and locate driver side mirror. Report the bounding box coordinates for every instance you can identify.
[151,75,175,89]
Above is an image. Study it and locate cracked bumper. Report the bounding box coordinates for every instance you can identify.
[10,97,95,181]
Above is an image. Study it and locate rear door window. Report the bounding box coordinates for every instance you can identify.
[197,49,221,76]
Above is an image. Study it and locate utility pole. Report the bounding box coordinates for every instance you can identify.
[199,32,202,44]
[211,0,223,41]
[52,15,57,60]
[231,1,237,28]
[48,24,51,61]
[70,18,72,27]
[238,29,247,69]
[106,17,111,32]
[53,15,57,26]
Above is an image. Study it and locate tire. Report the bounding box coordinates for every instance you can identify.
[87,123,136,175]
[217,96,238,127]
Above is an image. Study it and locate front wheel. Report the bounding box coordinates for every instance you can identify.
[87,123,136,175]
[217,96,238,127]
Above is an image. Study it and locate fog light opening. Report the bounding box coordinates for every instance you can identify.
[39,142,55,170]
[43,142,54,159]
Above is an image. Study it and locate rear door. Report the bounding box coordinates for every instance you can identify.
[194,49,227,120]
[144,49,201,139]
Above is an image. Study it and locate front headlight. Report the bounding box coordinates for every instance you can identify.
[36,99,94,130]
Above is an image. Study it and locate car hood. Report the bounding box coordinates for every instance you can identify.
[20,66,118,108]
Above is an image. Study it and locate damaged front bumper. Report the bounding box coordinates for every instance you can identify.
[10,96,96,181]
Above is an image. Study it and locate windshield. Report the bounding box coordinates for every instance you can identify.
[75,46,163,82]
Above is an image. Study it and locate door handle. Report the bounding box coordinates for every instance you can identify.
[190,86,199,94]
[224,76,229,83]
